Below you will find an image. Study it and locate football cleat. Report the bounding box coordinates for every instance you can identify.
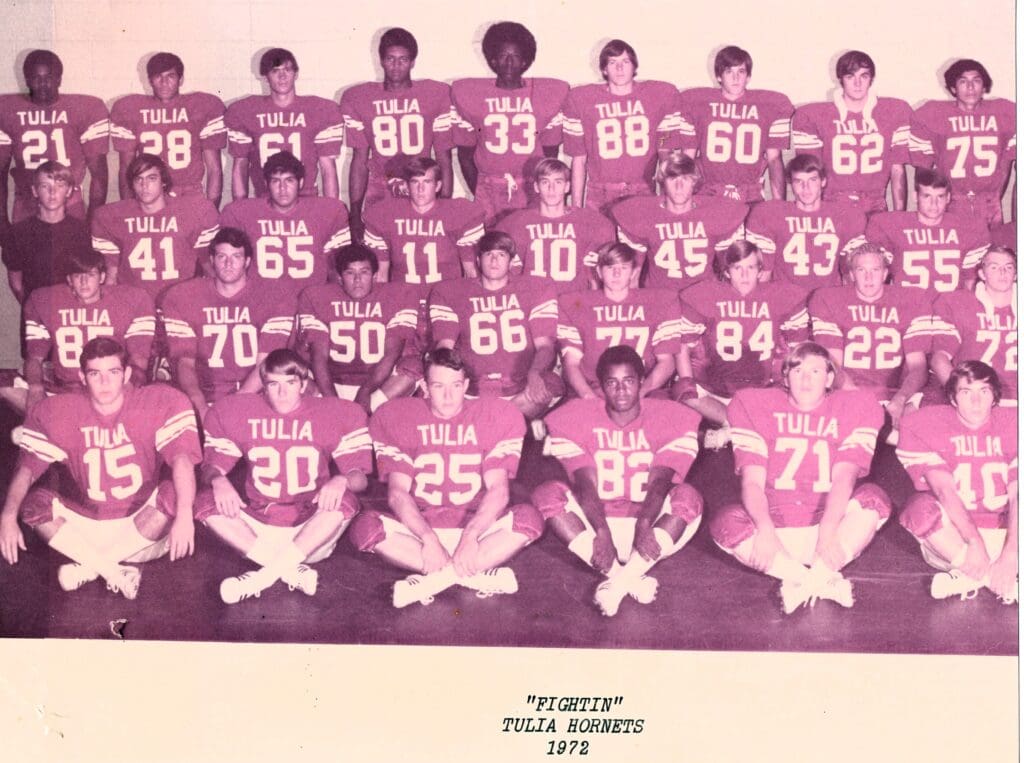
[816,575,855,608]
[998,582,1018,606]
[105,566,141,600]
[283,564,318,596]
[392,574,437,608]
[780,578,814,614]
[463,567,519,599]
[594,576,630,617]
[930,570,984,601]
[220,572,267,604]
[627,574,659,605]
[57,563,99,592]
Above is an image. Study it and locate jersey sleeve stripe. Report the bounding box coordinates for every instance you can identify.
[561,116,583,137]
[80,119,110,143]
[314,125,346,143]
[768,118,791,138]
[546,436,586,460]
[428,304,459,323]
[343,115,365,131]
[659,433,699,459]
[24,321,51,341]
[457,224,486,247]
[963,245,990,269]
[372,441,414,467]
[298,314,328,334]
[907,133,933,155]
[729,427,768,458]
[781,308,810,332]
[894,448,945,469]
[744,230,776,253]
[19,428,68,463]
[617,228,647,252]
[556,323,581,344]
[487,437,524,461]
[790,130,823,150]
[262,317,295,335]
[811,319,842,338]
[91,237,120,257]
[891,125,910,146]
[195,225,220,248]
[108,123,137,141]
[162,318,196,339]
[200,116,226,140]
[389,308,418,330]
[204,434,243,459]
[325,229,352,251]
[529,299,559,321]
[124,316,156,338]
[332,428,372,459]
[228,129,253,145]
[156,410,199,451]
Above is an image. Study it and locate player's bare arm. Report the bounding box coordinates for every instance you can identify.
[814,461,860,571]
[740,464,784,572]
[318,155,339,199]
[570,156,587,208]
[387,471,450,573]
[85,154,108,219]
[886,350,927,428]
[0,466,33,564]
[889,164,907,210]
[201,463,244,519]
[202,148,224,207]
[354,335,405,414]
[457,145,478,194]
[924,468,991,580]
[573,467,615,573]
[167,452,197,561]
[453,466,510,577]
[633,465,676,561]
[231,156,250,200]
[988,482,1018,598]
[347,146,370,241]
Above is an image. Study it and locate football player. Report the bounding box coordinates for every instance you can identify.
[0,337,201,599]
[219,151,350,300]
[429,231,561,419]
[197,349,371,603]
[791,51,910,213]
[864,168,990,294]
[896,361,1017,604]
[533,345,704,616]
[110,52,226,204]
[561,39,681,212]
[451,21,567,223]
[909,59,1016,226]
[496,158,614,294]
[225,47,343,199]
[298,244,419,412]
[710,341,891,613]
[341,28,454,241]
[612,152,746,289]
[0,49,109,228]
[351,347,543,607]
[161,227,296,417]
[679,45,792,203]
[745,154,867,288]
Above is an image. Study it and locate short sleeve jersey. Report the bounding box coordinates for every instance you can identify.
[790,95,911,200]
[17,384,201,520]
[161,278,296,401]
[298,281,419,386]
[729,387,882,524]
[225,94,344,196]
[745,200,867,289]
[679,280,809,397]
[546,397,700,502]
[371,396,525,511]
[989,221,1016,251]
[91,194,220,299]
[865,210,990,294]
[109,92,226,196]
[24,283,155,390]
[612,195,746,289]
[450,77,568,177]
[495,206,615,294]
[561,80,681,184]
[429,276,558,396]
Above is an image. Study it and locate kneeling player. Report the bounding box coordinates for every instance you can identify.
[896,361,1017,604]
[0,338,200,598]
[710,342,891,613]
[351,348,543,607]
[196,349,371,603]
[534,346,704,616]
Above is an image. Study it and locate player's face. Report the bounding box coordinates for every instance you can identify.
[790,170,825,207]
[149,68,182,102]
[264,371,307,415]
[662,173,698,207]
[602,52,636,88]
[32,174,73,211]
[915,184,950,222]
[535,171,569,206]
[268,171,301,210]
[381,46,415,86]
[786,354,833,408]
[26,62,61,104]
[67,268,104,303]
[979,251,1017,293]
[726,253,761,296]
[717,64,750,99]
[340,259,375,299]
[211,242,249,285]
[597,258,635,292]
[953,70,986,110]
[849,253,888,299]
[601,363,642,415]
[952,378,996,427]
[491,42,528,84]
[132,167,165,206]
[408,171,441,208]
[840,67,873,101]
[478,248,512,281]
[80,355,130,408]
[426,364,468,419]
[265,62,298,96]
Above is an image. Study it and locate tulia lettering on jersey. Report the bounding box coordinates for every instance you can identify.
[256,219,309,236]
[468,294,520,313]
[126,217,178,234]
[201,306,251,325]
[771,412,840,439]
[976,312,1016,331]
[716,301,769,319]
[946,115,998,133]
[654,221,707,239]
[901,228,959,246]
[485,96,534,114]
[396,219,445,237]
[140,107,189,125]
[81,423,131,449]
[594,428,650,451]
[255,113,306,129]
[710,103,760,120]
[952,434,1004,458]
[247,418,314,442]
[417,423,478,446]
[58,308,111,327]
[595,101,646,119]
[371,98,422,116]
[331,301,382,319]
[16,110,68,126]
[846,304,899,324]
[832,119,877,136]
[593,304,645,322]
[785,217,836,234]
[525,222,577,240]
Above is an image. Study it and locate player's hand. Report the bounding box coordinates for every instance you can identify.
[452,534,481,578]
[591,528,616,575]
[211,476,244,519]
[884,397,907,429]
[750,526,784,573]
[523,370,550,407]
[961,538,991,581]
[313,475,349,514]
[0,514,26,565]
[987,550,1017,600]
[420,534,451,575]
[353,387,374,416]
[814,535,846,572]
[633,520,662,562]
[168,515,195,561]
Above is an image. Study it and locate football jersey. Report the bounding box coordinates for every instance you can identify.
[561,80,681,184]
[24,283,155,391]
[545,397,700,502]
[729,387,881,523]
[790,94,911,201]
[745,200,867,289]
[203,393,371,515]
[298,281,419,386]
[17,384,201,520]
[612,195,746,289]
[495,206,615,293]
[429,275,558,396]
[809,285,933,395]
[865,210,990,294]
[679,280,809,397]
[225,94,344,196]
[450,77,567,177]
[91,194,220,299]
[0,93,109,207]
[931,284,1017,400]
[989,221,1015,251]
[558,287,681,388]
[678,87,793,200]
[161,278,296,401]
[219,196,350,299]
[897,405,1017,516]
[908,98,1016,197]
[362,197,486,291]
[340,79,453,183]
[371,396,525,511]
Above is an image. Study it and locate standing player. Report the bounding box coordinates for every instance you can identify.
[0,338,201,598]
[109,52,226,204]
[226,47,343,200]
[451,21,567,223]
[496,158,615,294]
[197,349,371,604]
[909,59,1015,226]
[341,28,454,241]
[561,39,681,212]
[745,154,867,289]
[351,348,543,607]
[558,242,680,400]
[219,151,350,300]
[897,361,1017,604]
[161,227,296,417]
[0,49,108,228]
[679,45,792,203]
[865,168,990,294]
[710,342,891,613]
[791,51,911,213]
[612,152,746,289]
[533,346,704,616]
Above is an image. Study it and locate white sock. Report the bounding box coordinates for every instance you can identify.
[251,542,306,588]
[47,523,123,582]
[618,527,676,579]
[567,530,596,566]
[766,552,811,583]
[412,564,458,597]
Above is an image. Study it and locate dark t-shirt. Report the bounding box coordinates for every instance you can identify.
[3,216,91,300]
